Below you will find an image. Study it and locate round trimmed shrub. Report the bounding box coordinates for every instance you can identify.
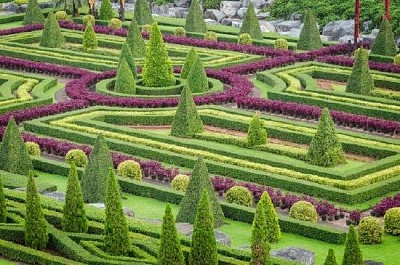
[384,207,400,235]
[289,201,318,223]
[174,27,186,36]
[238,33,252,45]
[358,217,383,244]
[117,160,142,181]
[394,54,400,65]
[204,31,217,41]
[226,186,253,207]
[274,38,289,50]
[109,18,122,30]
[83,15,95,26]
[15,0,28,5]
[171,174,190,192]
[142,24,152,33]
[65,149,88,168]
[26,142,40,156]
[55,11,67,20]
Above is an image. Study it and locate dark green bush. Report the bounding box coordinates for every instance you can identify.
[99,0,113,21]
[22,0,44,25]
[126,17,146,58]
[371,18,398,57]
[184,0,207,33]
[39,11,65,48]
[346,48,374,95]
[0,178,6,223]
[134,0,153,25]
[203,0,220,9]
[323,249,337,265]
[289,201,317,223]
[181,48,197,79]
[297,8,322,50]
[239,3,263,40]
[226,186,253,207]
[115,58,136,94]
[342,225,363,265]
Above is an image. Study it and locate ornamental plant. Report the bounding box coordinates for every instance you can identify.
[260,191,281,242]
[55,11,67,20]
[238,33,252,45]
[307,108,346,167]
[134,0,153,25]
[250,192,270,265]
[25,171,48,250]
[239,3,263,40]
[118,43,136,77]
[170,84,204,138]
[115,58,136,94]
[203,0,220,9]
[226,186,253,207]
[65,149,88,168]
[26,141,40,156]
[83,21,98,51]
[174,27,186,36]
[0,117,33,175]
[99,0,114,21]
[83,15,95,26]
[357,216,383,244]
[109,18,122,29]
[117,160,142,181]
[371,18,397,57]
[126,17,146,57]
[171,174,190,192]
[176,157,224,227]
[342,225,363,265]
[142,22,175,87]
[204,31,218,41]
[297,8,322,51]
[274,38,289,50]
[187,56,209,93]
[384,207,400,235]
[141,24,152,33]
[39,11,65,48]
[247,113,267,147]
[395,53,400,65]
[0,177,7,223]
[185,0,207,33]
[289,201,318,222]
[81,135,114,203]
[23,0,45,25]
[346,48,374,95]
[324,249,337,265]
[189,189,218,265]
[158,204,185,265]
[181,48,197,79]
[104,168,130,256]
[62,163,88,233]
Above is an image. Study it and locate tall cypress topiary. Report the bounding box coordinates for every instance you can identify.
[39,11,65,48]
[324,249,338,265]
[346,48,375,95]
[307,108,346,167]
[23,0,45,25]
[104,168,130,256]
[184,0,207,33]
[81,135,114,203]
[250,191,270,265]
[247,113,267,148]
[170,84,203,138]
[176,157,224,227]
[181,48,197,79]
[99,0,114,21]
[297,8,322,51]
[115,59,136,95]
[260,191,280,243]
[189,189,218,265]
[134,0,153,25]
[126,17,146,57]
[158,204,185,265]
[142,22,175,87]
[187,56,208,93]
[239,3,263,40]
[0,117,33,176]
[118,43,136,77]
[62,163,88,233]
[0,177,7,223]
[371,18,397,57]
[25,171,48,250]
[342,225,363,265]
[83,21,98,51]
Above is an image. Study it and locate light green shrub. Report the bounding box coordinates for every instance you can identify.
[357,216,383,244]
[394,54,400,65]
[65,149,88,168]
[83,15,95,25]
[204,31,218,41]
[99,0,113,21]
[174,27,186,36]
[247,113,267,147]
[142,24,152,33]
[26,142,40,156]
[117,160,142,181]
[238,33,252,45]
[15,0,28,5]
[83,21,98,51]
[384,207,400,235]
[226,186,253,207]
[171,174,190,192]
[289,201,318,222]
[109,18,122,29]
[274,38,289,50]
[55,11,67,20]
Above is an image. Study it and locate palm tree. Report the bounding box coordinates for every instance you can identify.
[54,0,87,17]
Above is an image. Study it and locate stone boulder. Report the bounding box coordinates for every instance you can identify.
[280,28,301,38]
[167,7,187,18]
[220,1,241,18]
[275,20,301,32]
[151,3,174,16]
[220,18,234,26]
[43,192,66,202]
[241,0,268,8]
[259,21,276,32]
[204,18,218,26]
[186,227,231,246]
[322,20,354,41]
[237,7,247,19]
[204,9,227,22]
[338,35,355,44]
[174,0,190,8]
[365,261,384,265]
[87,203,135,217]
[257,12,270,19]
[272,247,315,265]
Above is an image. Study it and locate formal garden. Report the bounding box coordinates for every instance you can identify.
[0,0,399,264]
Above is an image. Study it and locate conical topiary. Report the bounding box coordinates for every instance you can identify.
[39,11,65,48]
[99,0,114,21]
[346,47,375,95]
[126,17,146,57]
[115,58,136,95]
[297,8,322,50]
[187,56,208,93]
[25,171,48,250]
[133,0,153,25]
[371,18,398,57]
[81,135,114,203]
[83,21,98,51]
[176,157,224,227]
[307,108,346,167]
[247,113,267,148]
[170,84,204,138]
[189,189,218,265]
[142,22,175,87]
[23,0,45,25]
[181,48,197,79]
[0,177,7,223]
[118,42,136,77]
[260,191,280,243]
[239,3,263,40]
[324,249,338,265]
[104,168,130,256]
[0,117,33,175]
[184,0,207,33]
[158,204,185,265]
[342,225,363,265]
[62,163,88,233]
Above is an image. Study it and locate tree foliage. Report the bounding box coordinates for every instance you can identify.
[40,11,65,48]
[184,0,207,33]
[134,0,153,25]
[297,8,322,50]
[342,225,363,265]
[260,191,281,243]
[83,21,98,51]
[250,192,270,265]
[23,0,45,25]
[115,58,136,94]
[239,3,263,40]
[187,56,208,93]
[346,48,374,95]
[126,17,146,58]
[324,249,337,265]
[99,0,114,21]
[0,177,7,223]
[181,48,197,79]
[371,18,398,56]
[247,113,267,147]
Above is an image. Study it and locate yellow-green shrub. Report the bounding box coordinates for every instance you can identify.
[394,54,400,65]
[238,33,252,45]
[142,24,152,33]
[65,149,88,168]
[358,216,383,244]
[204,31,217,41]
[384,207,400,235]
[117,160,142,181]
[171,174,190,192]
[26,142,40,156]
[174,27,186,36]
[226,186,253,207]
[289,201,317,222]
[109,18,122,29]
[274,38,289,50]
[83,15,95,26]
[55,11,68,20]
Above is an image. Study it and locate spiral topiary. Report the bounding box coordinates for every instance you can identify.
[384,207,400,235]
[65,149,88,168]
[204,31,217,41]
[83,15,95,26]
[109,18,122,29]
[117,160,142,181]
[394,54,400,65]
[55,11,67,20]
[274,38,289,50]
[358,216,383,244]
[174,27,186,36]
[226,186,253,207]
[142,24,152,33]
[26,142,40,156]
[289,201,318,222]
[238,33,252,45]
[171,174,190,192]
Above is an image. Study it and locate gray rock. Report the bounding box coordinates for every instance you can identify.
[396,37,400,47]
[242,0,268,8]
[363,21,374,32]
[289,12,302,21]
[231,20,242,28]
[151,3,174,16]
[362,32,377,46]
[167,7,187,18]
[275,20,301,32]
[204,18,218,26]
[220,1,241,17]
[237,7,247,19]
[204,9,226,22]
[320,35,332,42]
[365,261,384,265]
[371,28,379,37]
[268,19,285,26]
[187,227,231,246]
[322,20,354,41]
[338,35,356,44]
[87,203,135,217]
[280,28,301,38]
[174,0,189,7]
[38,2,53,8]
[259,21,276,32]
[272,247,315,265]
[220,17,234,26]
[2,3,20,13]
[43,192,65,202]
[257,12,270,19]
